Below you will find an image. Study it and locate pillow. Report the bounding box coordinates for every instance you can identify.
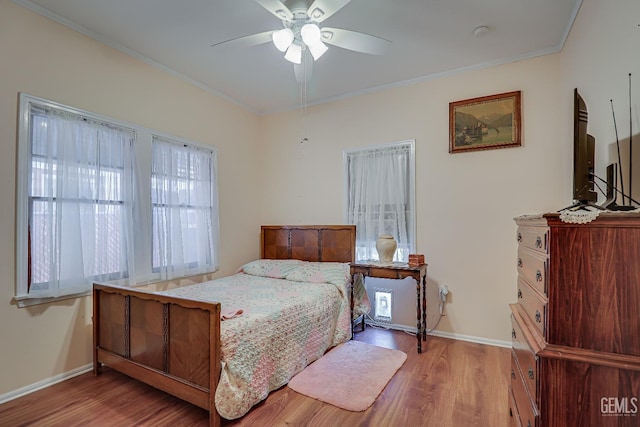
[284,262,350,286]
[239,259,304,279]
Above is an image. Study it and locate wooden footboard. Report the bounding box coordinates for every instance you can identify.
[93,283,222,427]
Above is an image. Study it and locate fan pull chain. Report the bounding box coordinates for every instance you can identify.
[300,51,309,144]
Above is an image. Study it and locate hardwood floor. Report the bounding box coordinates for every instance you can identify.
[0,327,511,426]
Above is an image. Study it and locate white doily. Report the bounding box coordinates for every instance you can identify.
[559,206,601,224]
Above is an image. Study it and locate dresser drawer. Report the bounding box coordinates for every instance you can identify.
[517,247,547,296]
[511,314,538,403]
[508,385,522,427]
[517,226,549,254]
[511,351,539,427]
[517,277,547,337]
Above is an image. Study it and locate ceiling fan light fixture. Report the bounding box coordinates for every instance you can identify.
[284,43,302,64]
[301,23,322,46]
[272,28,294,52]
[308,40,328,60]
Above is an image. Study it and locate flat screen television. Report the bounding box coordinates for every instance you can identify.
[573,88,598,205]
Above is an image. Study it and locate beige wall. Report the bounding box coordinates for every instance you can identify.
[0,1,262,396]
[2,0,639,401]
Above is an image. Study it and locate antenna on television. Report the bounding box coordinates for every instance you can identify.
[629,73,633,204]
[601,74,637,210]
[604,102,635,210]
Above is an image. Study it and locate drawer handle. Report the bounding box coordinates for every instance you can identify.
[536,270,542,282]
[517,232,522,242]
[512,328,516,339]
[511,370,516,380]
[535,310,542,323]
[535,236,542,248]
[528,367,534,380]
[517,289,523,299]
[517,258,523,268]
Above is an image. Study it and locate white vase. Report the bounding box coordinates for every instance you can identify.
[376,234,397,263]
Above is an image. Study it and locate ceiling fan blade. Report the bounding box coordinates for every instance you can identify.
[211,30,274,49]
[320,27,391,55]
[294,50,314,83]
[307,0,352,23]
[254,0,294,20]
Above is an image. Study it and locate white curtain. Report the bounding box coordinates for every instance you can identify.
[29,108,135,297]
[151,137,218,279]
[346,143,414,262]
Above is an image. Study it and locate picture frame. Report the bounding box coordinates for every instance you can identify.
[449,90,521,153]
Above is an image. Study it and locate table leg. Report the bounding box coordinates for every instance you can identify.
[422,274,427,341]
[416,276,422,353]
[350,274,355,339]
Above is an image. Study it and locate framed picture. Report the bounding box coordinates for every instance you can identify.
[449,90,521,153]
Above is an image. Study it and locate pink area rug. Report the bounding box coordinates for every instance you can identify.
[287,340,407,411]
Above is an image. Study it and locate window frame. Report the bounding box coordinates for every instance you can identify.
[343,140,417,262]
[150,136,219,276]
[15,93,219,307]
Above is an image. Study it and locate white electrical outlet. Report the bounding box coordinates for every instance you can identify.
[439,284,449,301]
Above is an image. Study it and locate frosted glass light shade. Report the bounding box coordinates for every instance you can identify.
[284,43,302,64]
[272,28,294,52]
[308,40,328,60]
[300,23,322,45]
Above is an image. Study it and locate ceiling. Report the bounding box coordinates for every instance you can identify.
[14,0,582,114]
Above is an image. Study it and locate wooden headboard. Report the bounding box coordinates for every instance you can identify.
[260,225,356,263]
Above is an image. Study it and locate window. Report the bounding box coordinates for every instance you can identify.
[151,137,218,278]
[344,140,416,262]
[16,94,219,305]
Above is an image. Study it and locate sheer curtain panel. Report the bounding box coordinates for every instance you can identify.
[345,141,416,262]
[20,101,135,298]
[151,137,219,279]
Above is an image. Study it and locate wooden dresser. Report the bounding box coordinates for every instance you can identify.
[509,213,640,427]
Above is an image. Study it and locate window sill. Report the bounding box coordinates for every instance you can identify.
[13,291,92,308]
[13,268,219,308]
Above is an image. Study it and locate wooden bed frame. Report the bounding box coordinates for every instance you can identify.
[93,225,356,427]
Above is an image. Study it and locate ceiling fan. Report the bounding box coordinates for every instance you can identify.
[212,0,391,82]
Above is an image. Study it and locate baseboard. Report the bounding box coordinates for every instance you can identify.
[0,363,93,405]
[363,319,511,349]
[427,329,511,348]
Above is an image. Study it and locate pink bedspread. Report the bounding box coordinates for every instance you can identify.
[157,264,351,420]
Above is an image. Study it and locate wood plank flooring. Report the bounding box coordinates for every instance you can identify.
[0,327,511,426]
